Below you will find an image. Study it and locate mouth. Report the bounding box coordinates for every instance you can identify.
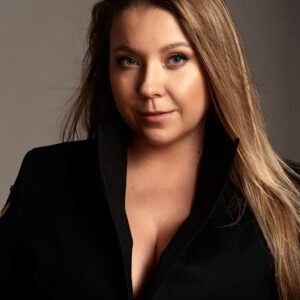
[141,110,175,122]
[141,110,174,116]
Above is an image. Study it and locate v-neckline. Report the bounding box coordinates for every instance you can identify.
[95,108,240,300]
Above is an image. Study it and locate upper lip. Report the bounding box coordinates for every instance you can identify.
[141,110,174,115]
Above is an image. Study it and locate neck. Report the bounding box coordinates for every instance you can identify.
[126,124,206,174]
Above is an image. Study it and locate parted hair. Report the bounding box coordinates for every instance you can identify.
[58,1,300,299]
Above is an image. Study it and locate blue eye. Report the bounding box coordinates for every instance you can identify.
[115,53,189,67]
[116,57,138,66]
[169,54,188,65]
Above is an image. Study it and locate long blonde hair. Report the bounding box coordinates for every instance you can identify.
[58,0,300,298]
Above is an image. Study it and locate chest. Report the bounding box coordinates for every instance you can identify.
[124,176,197,300]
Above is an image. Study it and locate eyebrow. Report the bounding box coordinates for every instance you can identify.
[113,42,192,54]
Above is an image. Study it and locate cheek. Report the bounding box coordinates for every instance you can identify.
[171,66,209,116]
[109,72,133,110]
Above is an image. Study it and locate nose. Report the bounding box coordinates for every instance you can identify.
[137,61,165,100]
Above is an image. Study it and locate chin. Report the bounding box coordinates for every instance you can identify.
[139,130,181,147]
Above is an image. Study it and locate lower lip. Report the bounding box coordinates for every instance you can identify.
[141,111,174,122]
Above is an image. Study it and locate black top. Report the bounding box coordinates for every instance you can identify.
[1,109,297,300]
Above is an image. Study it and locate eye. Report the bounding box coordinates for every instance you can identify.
[116,56,139,66]
[115,53,190,68]
[168,54,189,65]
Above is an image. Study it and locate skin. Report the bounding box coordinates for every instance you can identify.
[108,7,211,298]
[109,5,210,178]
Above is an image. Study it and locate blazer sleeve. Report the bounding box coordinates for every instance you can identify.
[0,150,33,299]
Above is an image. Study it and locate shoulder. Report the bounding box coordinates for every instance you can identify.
[27,139,95,160]
[22,139,96,175]
[3,139,98,218]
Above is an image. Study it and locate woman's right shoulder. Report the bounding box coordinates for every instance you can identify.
[26,139,95,161]
[20,139,96,174]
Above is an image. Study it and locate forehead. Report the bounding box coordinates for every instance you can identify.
[110,6,190,51]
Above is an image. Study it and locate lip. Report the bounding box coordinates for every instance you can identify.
[142,111,172,115]
[141,111,175,122]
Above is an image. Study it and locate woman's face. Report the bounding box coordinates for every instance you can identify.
[109,6,210,147]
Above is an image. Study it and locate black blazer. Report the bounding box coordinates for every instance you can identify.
[1,111,299,300]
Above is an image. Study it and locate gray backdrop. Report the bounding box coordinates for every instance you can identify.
[1,0,299,209]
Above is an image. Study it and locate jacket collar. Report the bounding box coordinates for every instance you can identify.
[95,106,240,300]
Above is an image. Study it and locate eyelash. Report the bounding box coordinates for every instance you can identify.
[115,53,190,68]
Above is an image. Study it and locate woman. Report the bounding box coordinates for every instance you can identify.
[1,0,300,299]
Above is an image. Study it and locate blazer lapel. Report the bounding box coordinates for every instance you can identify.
[95,112,133,300]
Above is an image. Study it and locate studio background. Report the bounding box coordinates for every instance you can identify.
[1,0,299,209]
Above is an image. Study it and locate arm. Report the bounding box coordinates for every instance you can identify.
[0,151,33,299]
